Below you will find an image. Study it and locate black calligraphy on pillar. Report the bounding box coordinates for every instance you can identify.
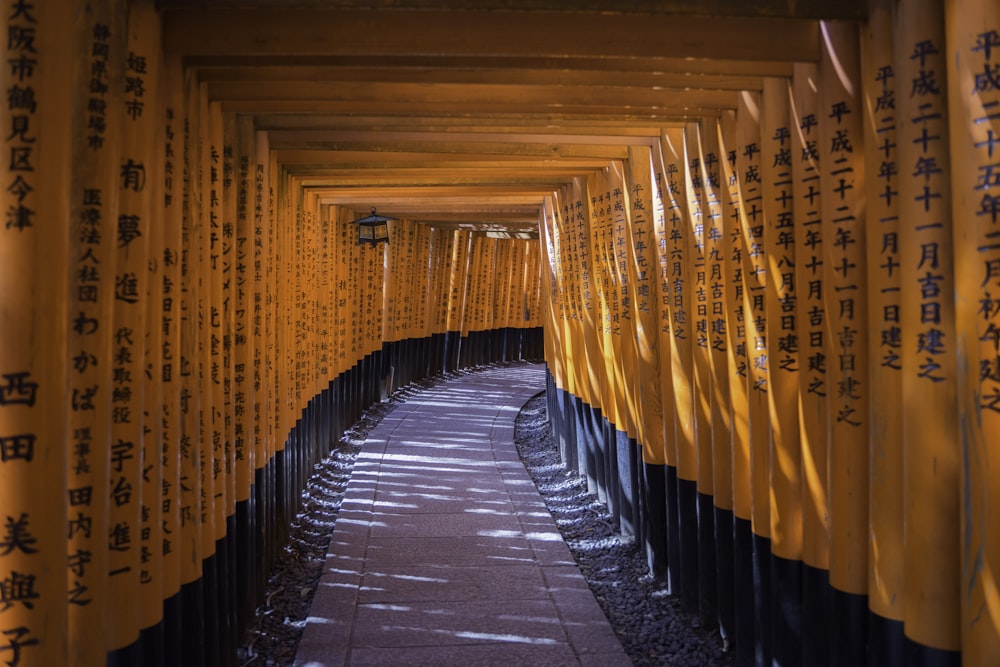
[124,50,146,121]
[631,181,653,316]
[771,123,800,378]
[873,63,902,372]
[665,163,687,343]
[971,28,1000,414]
[726,149,744,379]
[827,97,862,427]
[5,0,39,234]
[609,187,626,333]
[0,507,41,665]
[653,170,671,336]
[689,154,708,350]
[703,153,727,354]
[908,39,949,384]
[88,24,110,150]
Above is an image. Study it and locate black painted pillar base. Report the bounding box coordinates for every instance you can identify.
[573,397,588,479]
[641,461,668,580]
[615,430,635,537]
[697,492,718,628]
[733,516,755,666]
[202,550,221,667]
[139,617,165,667]
[752,532,772,666]
[902,631,962,666]
[603,419,620,527]
[106,636,143,667]
[714,506,735,645]
[677,477,699,612]
[562,389,578,471]
[163,589,182,667]
[829,586,867,667]
[802,562,830,665]
[590,407,607,504]
[665,466,681,596]
[181,577,206,667]
[771,553,802,667]
[867,609,904,667]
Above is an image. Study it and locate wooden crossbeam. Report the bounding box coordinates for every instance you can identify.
[163,9,820,63]
[159,0,864,21]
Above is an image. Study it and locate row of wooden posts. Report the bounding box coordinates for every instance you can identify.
[541,3,998,665]
[0,1,543,664]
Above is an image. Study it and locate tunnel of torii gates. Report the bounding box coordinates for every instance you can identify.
[1,0,1000,665]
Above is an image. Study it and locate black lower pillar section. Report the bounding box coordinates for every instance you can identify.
[562,390,578,471]
[642,461,668,580]
[771,553,802,667]
[615,430,635,537]
[202,551,221,667]
[106,637,143,667]
[590,407,607,504]
[181,576,206,667]
[752,532,773,666]
[715,506,735,645]
[902,631,961,666]
[580,403,598,494]
[665,466,681,596]
[802,562,830,665]
[223,517,238,666]
[254,466,268,601]
[274,449,288,548]
[829,586,867,666]
[163,589,182,667]
[603,419,620,527]
[139,617,165,667]
[677,477,699,612]
[868,609,904,667]
[573,397,588,479]
[236,498,254,643]
[733,516,755,666]
[553,385,569,464]
[697,492,718,628]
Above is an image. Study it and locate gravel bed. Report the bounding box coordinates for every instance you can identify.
[513,392,731,666]
[238,364,732,666]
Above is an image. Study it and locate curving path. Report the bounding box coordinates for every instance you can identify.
[294,363,631,667]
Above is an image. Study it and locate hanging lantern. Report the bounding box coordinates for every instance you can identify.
[349,207,394,245]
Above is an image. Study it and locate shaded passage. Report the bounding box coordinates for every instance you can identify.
[295,364,630,666]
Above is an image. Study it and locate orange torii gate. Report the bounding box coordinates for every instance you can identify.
[1,1,999,666]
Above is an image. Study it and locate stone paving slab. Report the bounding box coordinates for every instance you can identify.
[295,364,631,667]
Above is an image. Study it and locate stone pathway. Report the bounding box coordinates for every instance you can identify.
[294,364,631,666]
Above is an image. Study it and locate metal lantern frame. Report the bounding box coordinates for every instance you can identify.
[349,207,394,245]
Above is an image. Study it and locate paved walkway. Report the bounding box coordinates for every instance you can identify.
[294,363,631,666]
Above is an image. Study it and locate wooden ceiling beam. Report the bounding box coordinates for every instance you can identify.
[249,113,676,135]
[159,0,864,21]
[163,9,819,63]
[207,81,739,111]
[221,100,728,119]
[265,130,657,150]
[275,149,617,168]
[269,137,635,159]
[295,173,583,187]
[310,184,557,198]
[197,65,763,91]
[189,54,795,77]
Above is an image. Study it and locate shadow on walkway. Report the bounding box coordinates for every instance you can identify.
[294,363,630,666]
